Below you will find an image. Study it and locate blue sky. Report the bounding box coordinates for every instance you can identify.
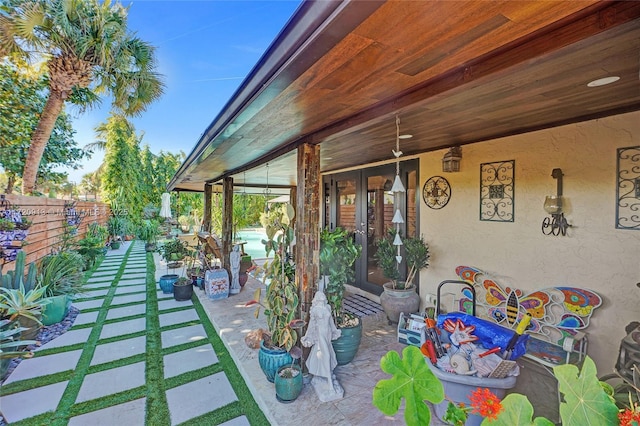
[65,0,301,183]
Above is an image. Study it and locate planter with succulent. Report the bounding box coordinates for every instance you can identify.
[274,350,304,403]
[173,276,193,301]
[375,229,430,324]
[138,219,161,252]
[246,204,303,383]
[38,251,85,325]
[107,216,127,249]
[319,227,363,365]
[1,318,37,378]
[0,283,49,341]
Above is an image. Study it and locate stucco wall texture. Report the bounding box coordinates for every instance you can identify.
[417,110,640,373]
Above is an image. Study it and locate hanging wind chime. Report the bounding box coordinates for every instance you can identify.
[391,116,406,269]
[264,163,271,213]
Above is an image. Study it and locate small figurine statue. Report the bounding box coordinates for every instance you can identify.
[301,290,344,402]
[229,245,241,295]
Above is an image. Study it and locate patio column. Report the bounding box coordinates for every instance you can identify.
[222,176,233,271]
[295,143,320,324]
[203,183,212,233]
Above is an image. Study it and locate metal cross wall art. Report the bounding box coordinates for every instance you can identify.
[616,145,640,230]
[480,160,515,222]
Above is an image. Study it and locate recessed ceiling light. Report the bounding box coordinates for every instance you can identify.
[399,134,413,139]
[587,76,620,87]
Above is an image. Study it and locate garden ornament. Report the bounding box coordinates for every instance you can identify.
[301,290,344,402]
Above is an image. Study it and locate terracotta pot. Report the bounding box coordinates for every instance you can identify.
[379,282,420,325]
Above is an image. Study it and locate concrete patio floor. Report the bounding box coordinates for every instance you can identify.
[189,261,449,425]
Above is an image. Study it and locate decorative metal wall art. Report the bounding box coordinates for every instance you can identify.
[422,176,451,209]
[480,160,515,222]
[616,145,640,230]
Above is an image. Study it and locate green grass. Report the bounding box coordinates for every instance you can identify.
[3,242,269,425]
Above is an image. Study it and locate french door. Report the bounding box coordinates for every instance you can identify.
[323,161,418,295]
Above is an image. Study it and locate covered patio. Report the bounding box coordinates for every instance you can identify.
[168,0,640,423]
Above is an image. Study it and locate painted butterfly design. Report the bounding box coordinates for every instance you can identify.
[455,265,602,344]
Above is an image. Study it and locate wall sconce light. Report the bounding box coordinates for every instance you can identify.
[542,168,571,236]
[442,147,462,172]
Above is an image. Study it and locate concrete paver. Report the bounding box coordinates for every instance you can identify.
[163,344,218,379]
[117,278,146,286]
[166,372,238,425]
[220,417,251,426]
[90,336,146,366]
[3,350,82,384]
[71,310,99,326]
[111,292,147,305]
[158,298,193,311]
[73,298,105,311]
[99,317,146,340]
[68,397,146,426]
[105,303,146,320]
[0,381,68,422]
[76,362,146,403]
[161,324,207,349]
[114,284,146,295]
[77,288,110,298]
[35,327,92,350]
[158,308,199,327]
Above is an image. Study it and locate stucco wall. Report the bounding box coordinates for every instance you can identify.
[417,110,640,373]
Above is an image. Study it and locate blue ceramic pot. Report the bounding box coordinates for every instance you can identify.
[274,364,303,403]
[258,340,292,383]
[332,318,362,365]
[159,274,179,294]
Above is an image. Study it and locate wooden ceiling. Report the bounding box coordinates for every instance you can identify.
[169,0,640,193]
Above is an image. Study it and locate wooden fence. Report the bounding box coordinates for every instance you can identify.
[1,195,110,272]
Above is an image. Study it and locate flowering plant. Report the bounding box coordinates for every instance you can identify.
[374,346,625,426]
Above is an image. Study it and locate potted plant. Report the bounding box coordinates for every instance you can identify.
[0,283,49,340]
[37,251,85,325]
[247,204,301,383]
[158,238,190,269]
[375,229,430,324]
[0,318,37,377]
[178,215,192,233]
[138,219,160,252]
[319,227,363,365]
[173,276,193,301]
[274,349,303,403]
[107,216,126,249]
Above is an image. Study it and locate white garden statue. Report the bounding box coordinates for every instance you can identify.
[229,245,241,295]
[301,290,344,402]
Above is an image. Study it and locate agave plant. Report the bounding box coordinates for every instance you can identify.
[0,319,36,360]
[0,283,49,324]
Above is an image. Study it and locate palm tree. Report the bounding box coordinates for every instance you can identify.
[0,0,164,194]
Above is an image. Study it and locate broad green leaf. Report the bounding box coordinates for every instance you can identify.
[554,356,619,426]
[372,346,444,426]
[482,394,554,426]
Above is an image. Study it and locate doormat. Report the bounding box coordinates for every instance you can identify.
[343,294,383,317]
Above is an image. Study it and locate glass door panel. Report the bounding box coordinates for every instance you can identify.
[336,178,357,232]
[365,170,396,288]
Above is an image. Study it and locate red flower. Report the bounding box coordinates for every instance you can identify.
[469,388,503,420]
[619,408,640,426]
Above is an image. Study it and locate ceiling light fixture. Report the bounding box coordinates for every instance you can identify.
[587,76,620,87]
[399,134,413,139]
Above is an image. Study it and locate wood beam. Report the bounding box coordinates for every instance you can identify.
[295,144,320,325]
[222,177,233,271]
[203,183,212,233]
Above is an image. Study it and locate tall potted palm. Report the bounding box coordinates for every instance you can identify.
[375,229,430,324]
[0,0,164,194]
[319,227,363,365]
